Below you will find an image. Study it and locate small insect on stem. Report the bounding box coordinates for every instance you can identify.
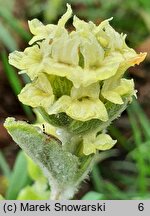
[22,119,31,124]
[42,124,62,145]
[42,124,46,133]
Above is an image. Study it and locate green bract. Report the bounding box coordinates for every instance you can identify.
[5,4,146,199]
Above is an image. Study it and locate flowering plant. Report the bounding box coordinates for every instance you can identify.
[4,4,146,200]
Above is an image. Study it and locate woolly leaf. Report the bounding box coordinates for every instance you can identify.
[4,118,79,190]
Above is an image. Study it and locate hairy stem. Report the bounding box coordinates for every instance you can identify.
[49,154,96,200]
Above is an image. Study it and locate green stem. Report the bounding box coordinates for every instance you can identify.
[49,154,96,200]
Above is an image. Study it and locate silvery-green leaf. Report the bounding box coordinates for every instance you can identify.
[4,118,79,197]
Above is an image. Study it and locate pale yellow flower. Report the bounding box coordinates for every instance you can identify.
[51,32,80,67]
[9,4,146,89]
[47,84,108,122]
[8,4,147,124]
[83,133,117,155]
[28,4,72,45]
[43,12,146,87]
[102,78,135,104]
[44,51,121,88]
[100,52,146,105]
[18,73,54,112]
[9,41,51,80]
